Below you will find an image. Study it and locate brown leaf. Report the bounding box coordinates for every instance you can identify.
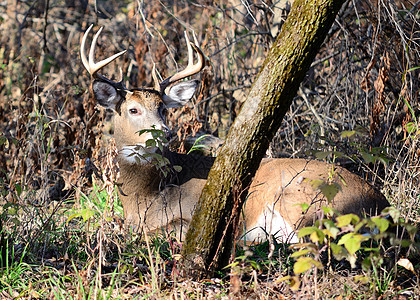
[397,258,415,273]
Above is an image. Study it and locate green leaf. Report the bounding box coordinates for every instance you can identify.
[15,184,22,196]
[145,139,157,148]
[353,219,367,232]
[310,229,325,243]
[407,66,420,72]
[173,165,182,172]
[404,122,417,134]
[8,207,17,215]
[67,209,95,224]
[249,261,259,270]
[297,202,310,212]
[310,179,325,189]
[332,151,344,158]
[137,129,148,136]
[67,212,82,224]
[224,261,239,269]
[293,257,323,274]
[298,227,324,242]
[293,257,313,274]
[314,151,332,160]
[338,233,366,255]
[344,236,361,255]
[330,242,343,254]
[0,136,9,148]
[360,151,375,164]
[337,174,348,187]
[321,206,334,216]
[371,217,390,233]
[298,227,318,238]
[290,249,310,258]
[336,214,359,228]
[404,223,418,238]
[323,220,339,239]
[337,232,353,245]
[341,130,356,138]
[330,243,347,261]
[80,209,95,222]
[288,242,316,251]
[363,247,380,253]
[156,156,170,168]
[187,135,212,154]
[354,275,369,284]
[319,182,341,202]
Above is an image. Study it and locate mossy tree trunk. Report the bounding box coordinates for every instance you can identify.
[181,0,346,278]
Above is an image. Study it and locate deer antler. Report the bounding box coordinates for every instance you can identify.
[81,25,127,89]
[156,31,205,94]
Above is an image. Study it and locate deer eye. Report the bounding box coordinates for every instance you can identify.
[129,108,141,115]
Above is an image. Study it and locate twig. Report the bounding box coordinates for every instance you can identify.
[299,87,325,140]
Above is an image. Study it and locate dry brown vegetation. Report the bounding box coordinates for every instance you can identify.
[0,0,419,298]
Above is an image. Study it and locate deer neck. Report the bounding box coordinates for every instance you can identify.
[117,156,162,196]
[117,148,216,192]
[116,148,212,237]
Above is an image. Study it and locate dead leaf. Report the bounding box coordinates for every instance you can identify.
[397,258,415,273]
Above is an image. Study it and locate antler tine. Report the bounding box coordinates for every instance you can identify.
[159,31,205,93]
[81,25,127,78]
[152,64,161,91]
[185,31,194,69]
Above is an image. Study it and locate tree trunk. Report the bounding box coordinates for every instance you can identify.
[181,0,346,278]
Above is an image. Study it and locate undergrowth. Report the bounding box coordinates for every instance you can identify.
[0,0,419,298]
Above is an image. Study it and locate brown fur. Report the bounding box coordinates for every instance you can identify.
[245,159,388,231]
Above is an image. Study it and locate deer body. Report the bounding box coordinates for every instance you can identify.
[81,25,389,242]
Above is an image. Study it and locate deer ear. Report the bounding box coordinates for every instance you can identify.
[163,80,199,108]
[92,80,123,110]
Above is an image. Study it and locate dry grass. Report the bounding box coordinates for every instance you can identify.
[0,0,419,298]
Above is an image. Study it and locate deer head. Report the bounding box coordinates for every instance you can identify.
[80,25,205,164]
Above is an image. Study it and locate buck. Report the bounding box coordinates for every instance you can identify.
[81,25,390,242]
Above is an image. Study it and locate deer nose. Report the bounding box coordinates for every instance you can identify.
[162,124,172,141]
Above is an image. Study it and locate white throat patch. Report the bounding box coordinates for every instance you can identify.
[119,145,156,164]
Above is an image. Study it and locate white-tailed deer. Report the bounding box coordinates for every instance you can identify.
[81,25,390,242]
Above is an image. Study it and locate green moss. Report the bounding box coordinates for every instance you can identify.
[182,0,347,279]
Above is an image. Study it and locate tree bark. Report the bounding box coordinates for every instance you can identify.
[181,0,346,278]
